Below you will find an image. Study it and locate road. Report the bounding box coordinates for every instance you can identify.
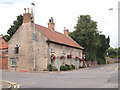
[2,63,119,88]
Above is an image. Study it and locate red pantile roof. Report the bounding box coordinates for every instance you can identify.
[0,36,8,50]
[35,24,83,49]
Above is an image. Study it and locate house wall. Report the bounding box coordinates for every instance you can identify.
[0,57,8,69]
[48,43,82,70]
[8,23,48,71]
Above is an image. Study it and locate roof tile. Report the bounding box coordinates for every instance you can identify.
[35,24,83,49]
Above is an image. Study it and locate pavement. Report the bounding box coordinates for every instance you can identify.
[1,63,119,88]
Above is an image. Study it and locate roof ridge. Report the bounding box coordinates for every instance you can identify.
[35,23,49,29]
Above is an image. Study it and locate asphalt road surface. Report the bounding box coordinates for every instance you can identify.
[2,63,119,88]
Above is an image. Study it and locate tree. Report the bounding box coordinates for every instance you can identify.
[69,15,98,61]
[118,47,120,59]
[97,35,110,64]
[4,15,23,42]
[107,47,118,58]
[69,15,110,64]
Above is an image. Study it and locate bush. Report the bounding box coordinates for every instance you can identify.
[65,64,69,69]
[71,64,75,69]
[68,65,72,70]
[65,64,72,70]
[48,64,58,71]
[64,66,68,71]
[60,64,75,71]
[60,66,65,71]
[79,66,84,68]
[52,66,58,71]
[97,58,106,65]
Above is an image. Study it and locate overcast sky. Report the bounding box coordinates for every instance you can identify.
[0,0,119,48]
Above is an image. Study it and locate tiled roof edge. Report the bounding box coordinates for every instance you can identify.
[66,34,84,49]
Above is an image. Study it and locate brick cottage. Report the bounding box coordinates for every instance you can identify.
[0,35,8,69]
[8,8,84,71]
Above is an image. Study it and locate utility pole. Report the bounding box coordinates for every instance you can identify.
[31,2,35,72]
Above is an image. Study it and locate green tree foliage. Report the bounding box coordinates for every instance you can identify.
[69,15,110,64]
[3,15,23,42]
[118,47,120,59]
[106,47,118,58]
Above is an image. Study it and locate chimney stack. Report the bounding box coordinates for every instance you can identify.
[48,17,55,31]
[28,8,29,13]
[23,8,31,23]
[64,27,69,35]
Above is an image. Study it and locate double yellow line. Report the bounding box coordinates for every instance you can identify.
[0,80,20,88]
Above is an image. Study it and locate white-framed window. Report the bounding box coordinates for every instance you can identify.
[70,49,72,55]
[62,47,65,53]
[63,58,65,66]
[79,51,80,57]
[11,59,16,66]
[51,59,55,66]
[51,45,54,53]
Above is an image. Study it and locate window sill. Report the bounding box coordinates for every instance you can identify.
[11,65,18,67]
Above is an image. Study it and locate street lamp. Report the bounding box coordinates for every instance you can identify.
[31,2,35,72]
[109,8,114,10]
[109,8,120,10]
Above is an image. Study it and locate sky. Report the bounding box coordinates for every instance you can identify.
[0,0,119,48]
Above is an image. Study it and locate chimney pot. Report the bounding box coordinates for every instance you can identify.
[28,8,29,13]
[64,28,69,35]
[24,8,26,14]
[64,27,66,30]
[48,17,55,31]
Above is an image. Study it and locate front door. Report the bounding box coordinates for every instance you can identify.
[76,59,79,69]
[73,59,75,66]
[56,57,59,71]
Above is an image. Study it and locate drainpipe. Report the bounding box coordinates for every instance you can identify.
[47,42,50,70]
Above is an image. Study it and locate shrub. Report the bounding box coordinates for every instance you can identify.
[60,64,74,71]
[68,65,72,70]
[48,64,58,71]
[52,66,58,71]
[79,66,84,68]
[65,64,72,70]
[71,64,75,69]
[64,66,68,71]
[60,66,65,71]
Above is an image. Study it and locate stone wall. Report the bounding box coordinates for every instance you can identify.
[48,43,82,70]
[8,23,48,71]
[106,58,119,64]
[87,61,98,67]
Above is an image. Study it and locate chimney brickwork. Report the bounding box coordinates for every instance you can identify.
[64,27,69,35]
[23,8,31,23]
[48,17,55,31]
